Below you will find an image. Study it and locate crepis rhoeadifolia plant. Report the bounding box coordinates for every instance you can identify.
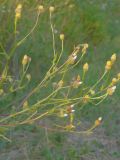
[0,4,120,142]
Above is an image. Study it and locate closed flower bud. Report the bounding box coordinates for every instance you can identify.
[60,34,64,40]
[105,61,112,71]
[83,63,89,72]
[38,5,44,12]
[111,53,116,64]
[49,6,55,12]
[22,55,31,65]
[26,74,31,81]
[111,78,117,85]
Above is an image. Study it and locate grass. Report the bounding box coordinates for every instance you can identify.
[0,0,120,160]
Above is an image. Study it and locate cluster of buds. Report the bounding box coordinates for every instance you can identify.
[95,117,102,126]
[22,55,31,66]
[15,4,22,19]
[72,75,82,88]
[83,95,90,103]
[49,6,55,13]
[38,5,44,13]
[60,34,65,41]
[83,63,89,72]
[105,53,116,71]
[82,43,88,54]
[107,86,116,96]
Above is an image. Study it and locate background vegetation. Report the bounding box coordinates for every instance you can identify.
[0,0,120,159]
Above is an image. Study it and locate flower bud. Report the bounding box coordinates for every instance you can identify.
[105,61,112,71]
[83,63,89,72]
[60,34,64,41]
[38,5,44,12]
[26,74,31,81]
[49,6,55,12]
[22,55,31,65]
[111,78,117,85]
[111,53,116,64]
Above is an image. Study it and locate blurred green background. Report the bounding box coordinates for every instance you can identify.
[0,0,120,160]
